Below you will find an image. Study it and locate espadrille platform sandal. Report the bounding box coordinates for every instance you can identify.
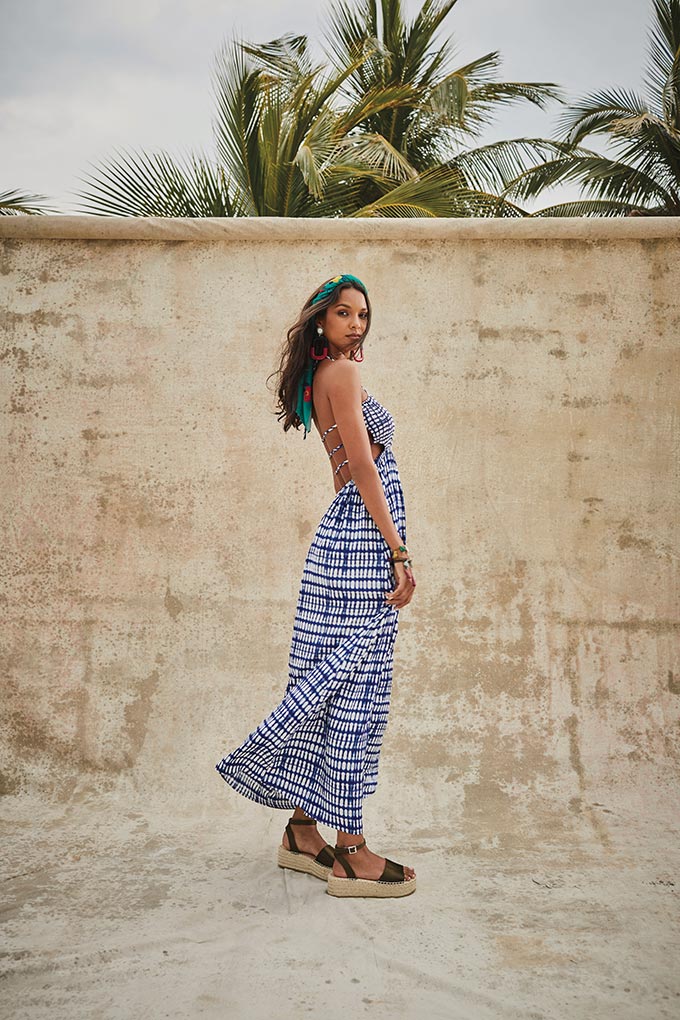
[327,839,417,898]
[277,817,335,881]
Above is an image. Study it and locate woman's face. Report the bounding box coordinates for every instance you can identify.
[316,286,368,358]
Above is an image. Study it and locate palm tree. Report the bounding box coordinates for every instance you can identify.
[74,32,433,217]
[74,0,565,218]
[0,189,58,215]
[214,31,434,216]
[501,0,680,216]
[316,0,566,215]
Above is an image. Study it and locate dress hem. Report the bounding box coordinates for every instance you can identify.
[214,764,377,831]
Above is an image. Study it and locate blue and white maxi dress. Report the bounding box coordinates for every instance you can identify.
[215,392,406,833]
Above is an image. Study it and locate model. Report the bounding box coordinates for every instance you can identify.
[215,273,417,898]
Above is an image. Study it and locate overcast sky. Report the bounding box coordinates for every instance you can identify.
[1,0,649,214]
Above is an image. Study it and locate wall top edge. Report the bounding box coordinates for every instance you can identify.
[0,215,678,242]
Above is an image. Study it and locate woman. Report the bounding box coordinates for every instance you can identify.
[215,273,417,899]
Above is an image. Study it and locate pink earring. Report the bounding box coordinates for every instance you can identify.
[310,325,328,361]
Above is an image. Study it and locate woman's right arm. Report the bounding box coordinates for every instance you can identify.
[326,361,416,607]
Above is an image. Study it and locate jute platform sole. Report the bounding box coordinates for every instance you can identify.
[276,816,335,882]
[327,838,416,898]
[277,844,334,881]
[327,873,416,898]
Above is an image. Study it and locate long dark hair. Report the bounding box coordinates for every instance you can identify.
[267,277,372,434]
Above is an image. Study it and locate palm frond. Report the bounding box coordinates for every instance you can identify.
[556,88,651,145]
[402,0,461,84]
[348,163,525,217]
[335,132,418,181]
[502,149,675,209]
[0,189,59,215]
[304,168,380,217]
[73,147,243,217]
[292,108,342,200]
[530,198,652,217]
[607,123,680,207]
[259,81,290,213]
[424,71,563,139]
[500,156,584,201]
[664,47,680,128]
[319,0,388,96]
[335,81,425,134]
[298,36,386,125]
[451,137,572,193]
[381,0,408,66]
[467,80,564,113]
[241,33,315,81]
[443,50,503,89]
[644,0,680,119]
[211,35,264,213]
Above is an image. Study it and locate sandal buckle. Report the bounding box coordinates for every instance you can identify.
[348,844,358,854]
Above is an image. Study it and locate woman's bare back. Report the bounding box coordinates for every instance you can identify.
[311,361,385,494]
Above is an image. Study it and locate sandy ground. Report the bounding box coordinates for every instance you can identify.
[1,790,678,1020]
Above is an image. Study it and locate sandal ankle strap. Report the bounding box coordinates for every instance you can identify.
[285,816,318,854]
[334,839,366,854]
[333,838,366,878]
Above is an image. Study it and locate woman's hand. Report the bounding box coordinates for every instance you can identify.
[385,560,417,609]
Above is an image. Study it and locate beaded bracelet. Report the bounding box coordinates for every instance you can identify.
[391,544,413,570]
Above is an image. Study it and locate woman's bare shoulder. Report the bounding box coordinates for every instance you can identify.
[320,358,361,392]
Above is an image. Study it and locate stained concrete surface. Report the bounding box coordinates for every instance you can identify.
[2,791,679,1020]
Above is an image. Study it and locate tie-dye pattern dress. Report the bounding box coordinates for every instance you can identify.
[215,391,406,833]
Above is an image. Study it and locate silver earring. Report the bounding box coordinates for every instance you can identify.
[317,325,323,336]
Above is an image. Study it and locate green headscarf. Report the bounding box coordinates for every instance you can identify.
[295,274,367,439]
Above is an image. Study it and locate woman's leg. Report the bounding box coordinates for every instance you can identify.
[281,805,329,855]
[292,806,314,821]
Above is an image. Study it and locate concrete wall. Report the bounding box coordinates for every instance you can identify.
[1,216,678,847]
